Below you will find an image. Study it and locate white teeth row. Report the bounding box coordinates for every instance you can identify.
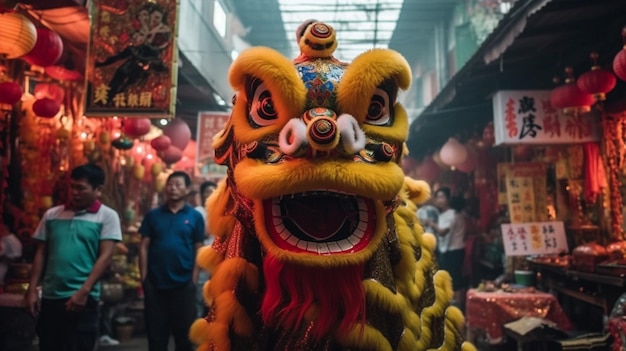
[271,196,368,254]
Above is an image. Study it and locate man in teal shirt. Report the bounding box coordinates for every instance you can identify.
[25,164,122,351]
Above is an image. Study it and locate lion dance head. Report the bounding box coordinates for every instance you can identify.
[191,21,476,351]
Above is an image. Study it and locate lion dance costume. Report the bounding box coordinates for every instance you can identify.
[190,20,476,351]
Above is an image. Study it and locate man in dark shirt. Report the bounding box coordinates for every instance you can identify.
[139,171,205,351]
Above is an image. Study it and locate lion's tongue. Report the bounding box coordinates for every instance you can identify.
[283,197,347,241]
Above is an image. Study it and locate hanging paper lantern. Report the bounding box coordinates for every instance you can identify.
[482,122,495,146]
[457,145,478,173]
[613,27,626,81]
[0,81,23,105]
[162,118,191,150]
[0,12,37,58]
[416,156,441,183]
[439,138,468,167]
[577,53,616,101]
[32,98,61,118]
[160,146,183,164]
[150,135,171,151]
[123,118,152,138]
[550,67,594,114]
[34,83,65,103]
[111,136,134,150]
[22,27,63,67]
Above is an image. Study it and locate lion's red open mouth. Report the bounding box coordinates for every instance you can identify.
[263,191,376,254]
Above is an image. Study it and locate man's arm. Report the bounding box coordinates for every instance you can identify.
[139,237,150,282]
[192,242,202,284]
[25,241,46,315]
[66,240,116,311]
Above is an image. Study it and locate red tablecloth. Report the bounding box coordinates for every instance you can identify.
[608,317,626,351]
[466,289,573,343]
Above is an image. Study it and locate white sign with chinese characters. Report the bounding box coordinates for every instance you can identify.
[501,221,568,256]
[492,90,600,145]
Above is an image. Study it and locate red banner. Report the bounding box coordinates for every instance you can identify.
[196,111,229,163]
[84,0,178,117]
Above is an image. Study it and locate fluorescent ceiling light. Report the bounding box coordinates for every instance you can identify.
[277,0,404,62]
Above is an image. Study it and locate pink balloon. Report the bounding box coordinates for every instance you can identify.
[150,135,171,151]
[160,146,183,164]
[457,146,478,173]
[163,118,191,150]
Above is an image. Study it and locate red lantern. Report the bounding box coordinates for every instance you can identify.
[150,135,171,151]
[163,118,191,150]
[22,27,64,67]
[34,83,65,103]
[613,27,626,81]
[123,118,152,138]
[577,53,616,101]
[550,67,594,114]
[0,81,22,105]
[160,146,183,164]
[32,98,60,118]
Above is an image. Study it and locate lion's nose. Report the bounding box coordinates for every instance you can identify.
[306,109,339,151]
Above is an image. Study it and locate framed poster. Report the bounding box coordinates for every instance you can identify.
[84,0,179,117]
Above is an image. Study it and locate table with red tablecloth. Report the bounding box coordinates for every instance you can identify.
[466,289,573,344]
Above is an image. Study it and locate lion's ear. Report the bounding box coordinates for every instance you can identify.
[404,177,431,205]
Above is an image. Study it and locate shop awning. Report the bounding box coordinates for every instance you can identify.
[407,0,626,160]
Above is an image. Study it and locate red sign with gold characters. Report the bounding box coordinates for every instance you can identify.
[84,0,178,117]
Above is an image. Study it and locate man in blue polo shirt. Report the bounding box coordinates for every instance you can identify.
[139,171,205,351]
[25,163,122,351]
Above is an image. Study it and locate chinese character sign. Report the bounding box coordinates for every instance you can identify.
[84,0,179,117]
[501,222,568,256]
[196,111,229,178]
[492,91,600,145]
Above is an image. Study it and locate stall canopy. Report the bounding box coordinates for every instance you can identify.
[408,0,626,160]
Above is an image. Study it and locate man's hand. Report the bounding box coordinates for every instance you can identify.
[24,289,39,316]
[65,288,89,311]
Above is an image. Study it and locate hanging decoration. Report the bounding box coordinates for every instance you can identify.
[600,112,625,241]
[122,118,152,138]
[577,52,616,101]
[439,137,468,168]
[162,117,191,150]
[32,97,61,118]
[160,145,183,164]
[0,81,22,105]
[111,136,134,150]
[0,11,37,58]
[22,26,64,67]
[84,0,179,117]
[416,156,441,184]
[150,134,171,151]
[34,83,65,103]
[550,67,594,115]
[457,144,478,173]
[613,27,626,82]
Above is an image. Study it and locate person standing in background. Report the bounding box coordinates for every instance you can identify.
[193,180,217,318]
[24,164,122,351]
[424,187,467,310]
[139,171,205,351]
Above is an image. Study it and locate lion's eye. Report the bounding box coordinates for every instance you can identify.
[365,88,391,126]
[249,82,278,127]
